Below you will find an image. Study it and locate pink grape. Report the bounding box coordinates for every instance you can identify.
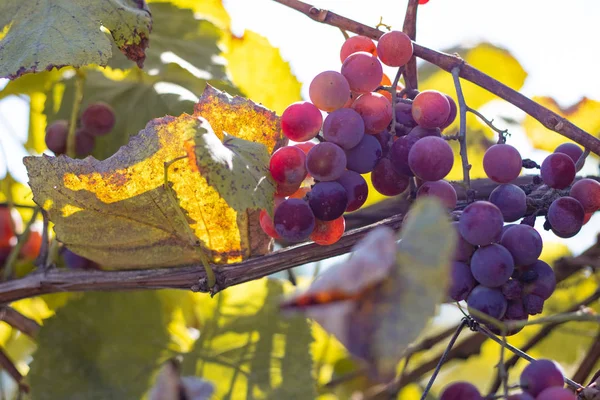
[416,180,457,209]
[351,92,392,134]
[547,196,584,238]
[540,153,576,189]
[411,90,451,129]
[371,158,410,196]
[306,142,347,181]
[569,178,600,212]
[281,101,323,142]
[322,108,365,149]
[269,146,307,186]
[483,144,522,183]
[376,30,413,67]
[339,35,376,62]
[408,136,454,181]
[341,51,383,94]
[309,71,350,112]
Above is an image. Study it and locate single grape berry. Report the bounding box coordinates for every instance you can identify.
[554,142,584,169]
[540,153,576,189]
[547,196,585,238]
[281,101,323,142]
[345,134,382,174]
[389,134,419,176]
[269,146,307,186]
[274,199,316,242]
[351,92,392,134]
[45,120,69,154]
[439,381,483,400]
[451,222,475,262]
[522,260,556,300]
[459,201,504,246]
[408,136,454,181]
[75,129,95,157]
[322,108,365,150]
[483,144,522,183]
[416,180,457,209]
[306,142,347,181]
[500,225,543,267]
[308,182,348,221]
[467,285,507,322]
[418,0,430,4]
[341,51,383,94]
[569,178,600,213]
[536,387,576,400]
[309,71,350,112]
[310,216,345,245]
[339,35,377,62]
[336,170,368,212]
[488,184,527,222]
[374,130,392,157]
[80,102,115,136]
[376,30,413,67]
[440,94,457,130]
[411,90,451,129]
[371,158,410,196]
[520,359,564,397]
[448,261,477,301]
[470,244,515,288]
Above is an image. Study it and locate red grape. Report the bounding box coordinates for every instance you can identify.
[547,196,584,238]
[260,209,280,239]
[81,102,115,136]
[540,153,576,189]
[339,35,376,62]
[488,183,527,222]
[0,207,17,249]
[459,201,504,246]
[310,216,345,245]
[470,244,514,288]
[345,134,382,174]
[336,170,368,212]
[308,182,348,221]
[306,142,347,181]
[322,108,365,149]
[281,101,323,142]
[418,0,429,4]
[439,382,483,400]
[554,142,584,168]
[500,225,543,267]
[483,144,522,183]
[341,51,383,94]
[416,180,457,209]
[569,178,600,213]
[584,212,593,224]
[411,90,451,129]
[536,387,575,400]
[448,261,477,301]
[467,285,507,322]
[376,30,413,67]
[408,136,454,181]
[269,146,307,186]
[20,228,43,261]
[309,71,350,112]
[520,359,564,397]
[351,92,392,134]
[45,120,69,154]
[274,199,316,242]
[371,158,410,196]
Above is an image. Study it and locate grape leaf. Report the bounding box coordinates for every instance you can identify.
[24,85,279,268]
[0,1,152,79]
[181,278,316,399]
[27,292,170,400]
[283,198,456,378]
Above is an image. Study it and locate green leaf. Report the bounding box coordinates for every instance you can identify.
[27,292,170,400]
[181,278,316,399]
[0,1,152,79]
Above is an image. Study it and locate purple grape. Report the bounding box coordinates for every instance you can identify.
[308,182,348,221]
[371,158,409,196]
[507,393,535,400]
[45,120,69,154]
[523,294,544,315]
[63,248,100,270]
[408,136,454,181]
[500,225,543,267]
[467,286,507,322]
[536,387,576,400]
[407,126,442,139]
[274,199,316,242]
[488,184,527,222]
[306,142,347,181]
[452,222,475,262]
[394,102,416,129]
[322,108,365,149]
[506,299,527,320]
[439,382,483,400]
[555,142,584,169]
[470,244,514,288]
[335,170,368,212]
[345,134,382,174]
[547,197,584,238]
[483,144,522,183]
[75,129,96,157]
[501,279,523,300]
[448,261,477,301]
[440,94,457,130]
[389,134,418,176]
[520,359,564,397]
[374,130,391,157]
[522,260,556,300]
[81,102,115,136]
[417,180,457,209]
[541,153,576,189]
[458,201,504,246]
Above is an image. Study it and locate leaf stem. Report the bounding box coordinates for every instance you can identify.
[66,70,85,158]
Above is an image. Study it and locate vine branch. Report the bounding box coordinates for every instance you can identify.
[402,0,419,92]
[272,0,600,156]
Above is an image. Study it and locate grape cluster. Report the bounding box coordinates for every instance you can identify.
[440,359,575,399]
[45,102,116,157]
[262,32,460,245]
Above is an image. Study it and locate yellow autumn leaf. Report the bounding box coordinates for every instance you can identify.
[24,86,281,269]
[523,97,600,153]
[151,0,231,29]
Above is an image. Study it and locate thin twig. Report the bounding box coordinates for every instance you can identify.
[402,0,419,92]
[467,107,509,143]
[0,306,40,338]
[452,66,471,189]
[572,330,600,385]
